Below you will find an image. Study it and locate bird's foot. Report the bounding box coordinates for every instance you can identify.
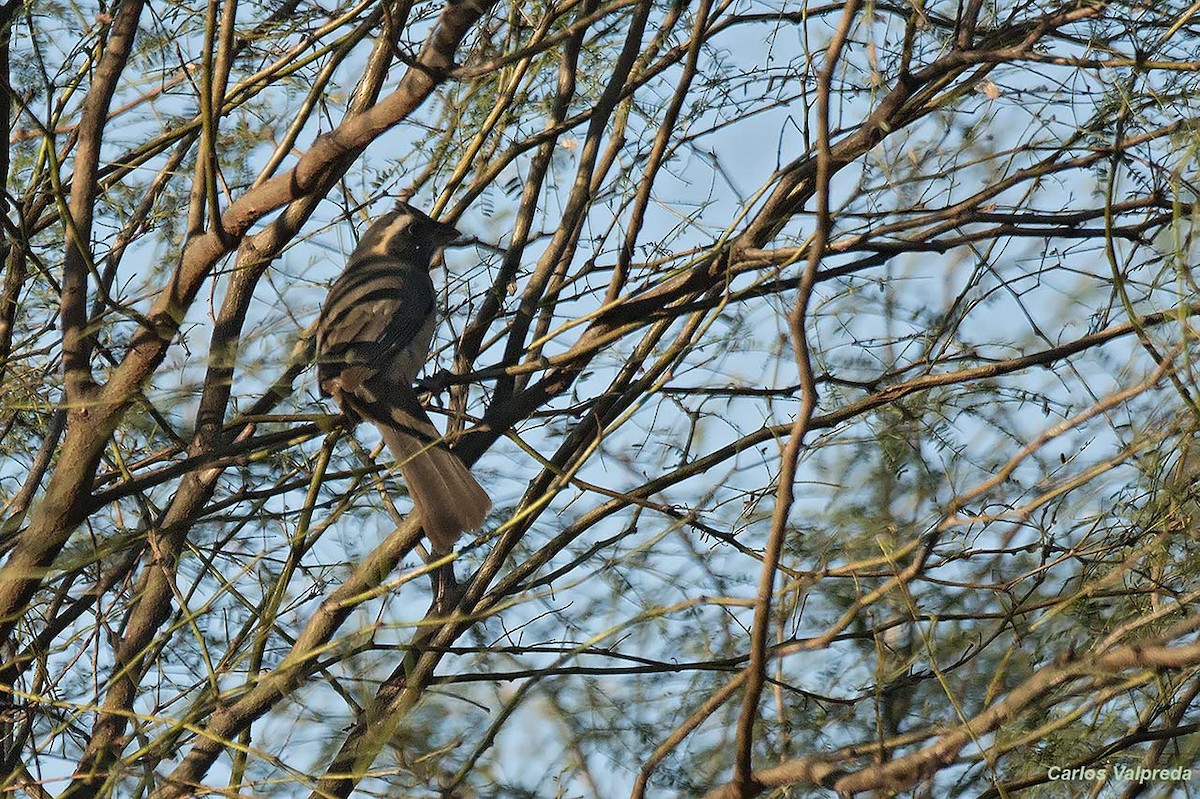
[430,562,465,616]
[415,368,455,394]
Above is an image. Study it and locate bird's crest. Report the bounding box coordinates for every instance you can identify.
[355,202,460,260]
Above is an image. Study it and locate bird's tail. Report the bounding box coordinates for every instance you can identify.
[339,390,491,551]
[378,423,491,552]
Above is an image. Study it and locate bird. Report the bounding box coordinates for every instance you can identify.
[315,201,491,552]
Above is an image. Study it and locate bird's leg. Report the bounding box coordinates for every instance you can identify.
[430,557,464,616]
[415,368,455,394]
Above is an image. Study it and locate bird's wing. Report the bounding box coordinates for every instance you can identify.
[316,255,435,391]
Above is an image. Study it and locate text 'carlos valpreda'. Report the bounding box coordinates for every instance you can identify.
[1046,765,1192,783]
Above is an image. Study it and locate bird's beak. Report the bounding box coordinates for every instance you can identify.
[433,219,461,248]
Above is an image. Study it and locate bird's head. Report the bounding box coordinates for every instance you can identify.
[354,201,460,263]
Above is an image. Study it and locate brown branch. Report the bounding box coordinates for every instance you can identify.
[60,1,145,402]
[702,622,1200,798]
[733,0,860,792]
[0,0,146,650]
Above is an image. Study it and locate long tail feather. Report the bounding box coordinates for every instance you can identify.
[376,422,491,551]
[336,388,490,551]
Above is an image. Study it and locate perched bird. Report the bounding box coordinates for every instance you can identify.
[316,201,490,551]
